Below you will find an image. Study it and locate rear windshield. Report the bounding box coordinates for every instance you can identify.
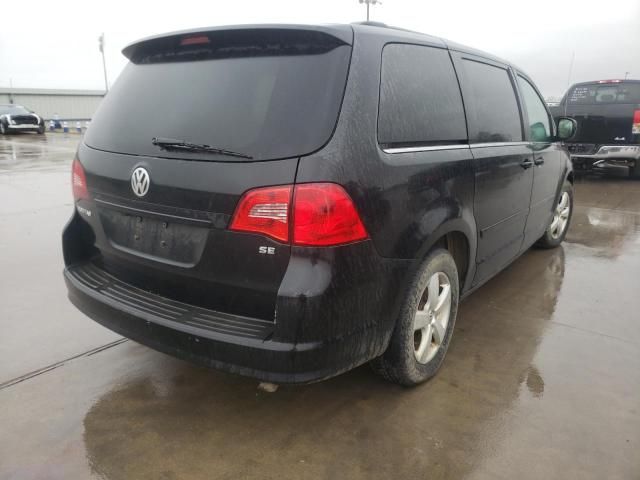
[85,31,351,161]
[567,83,640,105]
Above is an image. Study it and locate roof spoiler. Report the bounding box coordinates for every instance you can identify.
[122,24,353,62]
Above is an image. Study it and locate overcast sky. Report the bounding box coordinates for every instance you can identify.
[2,0,639,98]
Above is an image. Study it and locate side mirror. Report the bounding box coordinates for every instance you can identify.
[557,117,577,140]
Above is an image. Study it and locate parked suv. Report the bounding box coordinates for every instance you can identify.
[550,79,640,176]
[63,23,576,386]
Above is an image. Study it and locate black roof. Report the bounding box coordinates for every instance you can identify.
[570,79,640,86]
[350,22,516,69]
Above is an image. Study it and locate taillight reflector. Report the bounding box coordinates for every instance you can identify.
[229,183,368,247]
[72,158,89,201]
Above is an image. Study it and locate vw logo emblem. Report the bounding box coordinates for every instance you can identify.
[131,167,150,197]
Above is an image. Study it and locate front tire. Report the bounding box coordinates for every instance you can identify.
[371,248,459,386]
[537,181,573,248]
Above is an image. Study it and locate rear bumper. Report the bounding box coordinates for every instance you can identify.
[64,250,409,383]
[571,145,640,163]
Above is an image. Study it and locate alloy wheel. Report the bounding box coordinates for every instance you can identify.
[413,271,452,364]
[550,192,570,239]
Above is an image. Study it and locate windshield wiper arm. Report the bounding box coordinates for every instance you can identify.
[152,137,253,159]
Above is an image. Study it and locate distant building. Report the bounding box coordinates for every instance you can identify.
[0,88,105,121]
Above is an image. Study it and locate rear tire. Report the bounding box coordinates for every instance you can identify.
[537,181,573,248]
[632,161,640,179]
[371,248,459,386]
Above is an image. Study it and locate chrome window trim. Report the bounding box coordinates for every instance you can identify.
[383,144,470,154]
[469,141,529,148]
[382,141,534,154]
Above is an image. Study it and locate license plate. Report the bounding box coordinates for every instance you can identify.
[99,209,208,265]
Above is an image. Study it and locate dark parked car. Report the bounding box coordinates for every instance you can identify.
[550,79,640,176]
[0,104,45,134]
[63,23,576,386]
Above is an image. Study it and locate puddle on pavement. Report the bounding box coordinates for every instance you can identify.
[0,134,79,170]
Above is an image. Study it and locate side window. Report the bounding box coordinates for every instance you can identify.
[378,44,467,147]
[517,76,552,142]
[460,59,522,143]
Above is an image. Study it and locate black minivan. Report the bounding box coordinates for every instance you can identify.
[63,23,576,386]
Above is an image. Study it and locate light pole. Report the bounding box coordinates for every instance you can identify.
[98,33,109,93]
[358,0,381,21]
[624,72,630,80]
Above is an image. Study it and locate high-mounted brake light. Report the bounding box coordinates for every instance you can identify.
[597,79,622,84]
[180,35,210,46]
[230,183,368,247]
[72,158,89,201]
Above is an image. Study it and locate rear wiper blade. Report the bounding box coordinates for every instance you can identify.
[152,137,253,159]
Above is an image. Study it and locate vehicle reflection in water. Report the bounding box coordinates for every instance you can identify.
[81,247,567,480]
[567,204,640,259]
[0,134,75,171]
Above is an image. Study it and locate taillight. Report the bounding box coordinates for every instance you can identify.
[230,183,368,247]
[71,158,89,201]
[292,183,368,246]
[633,110,640,134]
[229,185,292,243]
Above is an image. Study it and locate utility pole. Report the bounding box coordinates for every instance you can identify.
[624,71,630,80]
[98,33,109,93]
[358,0,381,21]
[563,51,575,117]
[565,51,575,90]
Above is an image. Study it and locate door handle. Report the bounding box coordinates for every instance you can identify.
[534,157,545,166]
[520,159,534,169]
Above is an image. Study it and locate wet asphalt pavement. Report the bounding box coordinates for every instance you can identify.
[1,134,639,480]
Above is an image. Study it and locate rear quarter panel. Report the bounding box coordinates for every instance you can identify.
[295,26,477,294]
